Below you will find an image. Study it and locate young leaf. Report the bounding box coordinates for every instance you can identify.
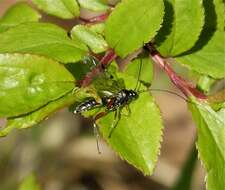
[0,53,75,118]
[0,22,87,63]
[0,2,41,33]
[0,89,92,137]
[32,0,80,19]
[176,0,225,78]
[105,0,164,57]
[18,174,40,190]
[77,0,109,12]
[190,102,225,190]
[71,25,108,53]
[156,0,204,56]
[98,93,163,175]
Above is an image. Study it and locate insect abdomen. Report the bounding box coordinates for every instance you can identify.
[74,98,99,113]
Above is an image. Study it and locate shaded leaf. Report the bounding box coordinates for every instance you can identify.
[0,53,75,118]
[0,2,41,33]
[71,24,108,53]
[77,0,109,12]
[105,0,164,57]
[32,0,80,19]
[0,22,87,63]
[156,0,204,56]
[190,101,225,190]
[176,0,225,78]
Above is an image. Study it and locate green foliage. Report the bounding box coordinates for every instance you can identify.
[19,174,40,190]
[176,0,225,78]
[156,0,204,56]
[0,89,91,137]
[124,57,153,87]
[190,102,225,190]
[0,2,41,32]
[32,0,80,19]
[0,0,224,188]
[71,24,108,53]
[0,22,87,63]
[105,0,164,57]
[77,0,109,11]
[0,54,75,117]
[99,92,163,175]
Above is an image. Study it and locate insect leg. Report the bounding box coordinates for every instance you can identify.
[108,108,122,138]
[126,105,131,116]
[93,122,101,154]
[93,112,107,154]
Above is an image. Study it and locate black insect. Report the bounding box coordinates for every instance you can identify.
[73,55,190,153]
[73,57,146,154]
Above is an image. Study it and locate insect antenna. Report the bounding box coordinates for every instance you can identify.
[134,57,143,92]
[139,88,192,103]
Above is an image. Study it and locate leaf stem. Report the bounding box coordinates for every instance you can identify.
[80,49,117,87]
[146,43,207,99]
[79,12,109,23]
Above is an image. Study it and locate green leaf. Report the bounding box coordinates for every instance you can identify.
[0,89,91,137]
[156,0,204,56]
[124,56,154,86]
[88,23,105,34]
[190,102,225,190]
[197,75,216,93]
[98,92,163,175]
[18,174,40,190]
[0,22,87,63]
[176,0,225,78]
[0,53,75,118]
[105,0,164,57]
[71,25,108,53]
[77,0,109,12]
[0,2,41,33]
[97,68,163,175]
[32,0,80,19]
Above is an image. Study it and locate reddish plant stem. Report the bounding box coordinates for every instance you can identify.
[79,12,109,23]
[80,49,117,87]
[148,45,207,99]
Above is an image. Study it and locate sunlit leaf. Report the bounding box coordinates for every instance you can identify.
[0,2,41,32]
[98,68,163,175]
[105,0,164,57]
[77,0,109,11]
[176,0,225,78]
[0,22,87,63]
[190,101,225,190]
[71,24,108,53]
[32,0,80,19]
[99,92,163,175]
[0,53,75,117]
[156,0,204,56]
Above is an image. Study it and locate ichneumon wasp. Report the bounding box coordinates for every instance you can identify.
[73,55,160,153]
